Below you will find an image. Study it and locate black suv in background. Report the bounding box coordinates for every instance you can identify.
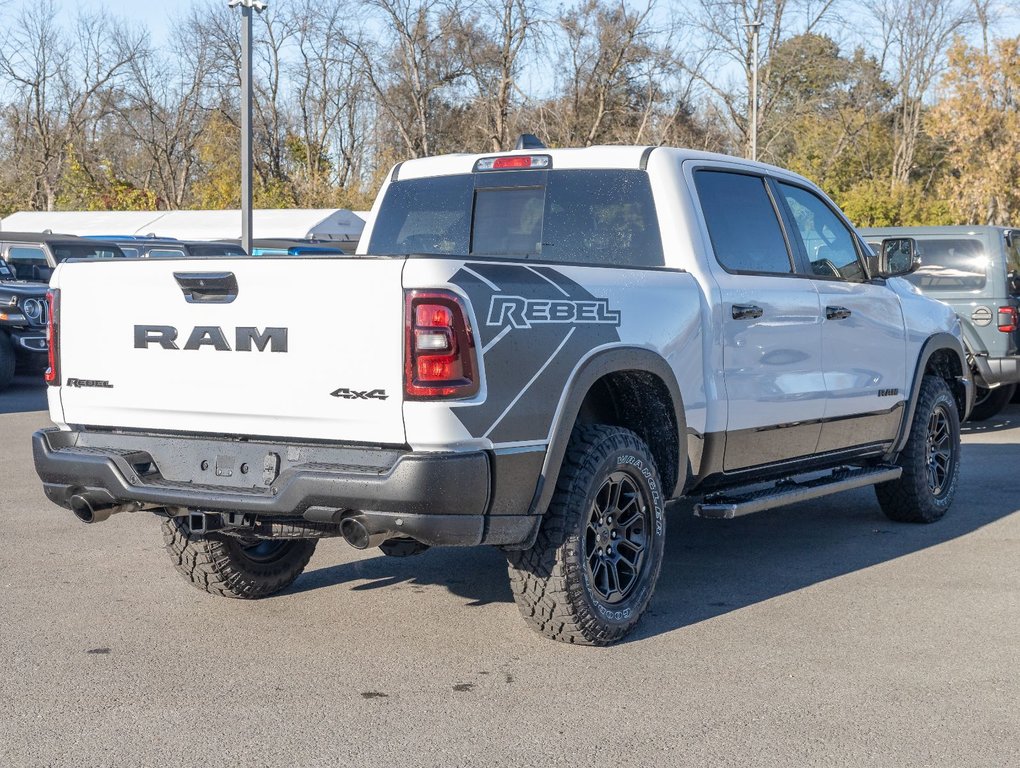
[0,232,126,282]
[87,236,247,259]
[0,232,125,390]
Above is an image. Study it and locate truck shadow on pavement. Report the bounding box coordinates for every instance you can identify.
[632,442,1017,642]
[292,437,1019,643]
[0,374,48,414]
[0,373,47,414]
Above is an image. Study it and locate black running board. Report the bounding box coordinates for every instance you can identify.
[693,466,902,520]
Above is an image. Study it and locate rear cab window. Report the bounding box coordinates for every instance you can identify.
[368,168,664,268]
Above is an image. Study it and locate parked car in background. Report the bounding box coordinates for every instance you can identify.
[241,238,347,256]
[86,236,248,259]
[861,226,1020,420]
[0,232,126,282]
[0,257,49,389]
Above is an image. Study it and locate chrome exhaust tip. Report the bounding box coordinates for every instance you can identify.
[69,494,111,524]
[69,495,144,524]
[340,516,388,550]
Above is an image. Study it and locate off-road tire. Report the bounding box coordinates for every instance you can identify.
[875,375,961,523]
[0,331,15,391]
[506,425,666,645]
[968,383,1015,422]
[379,537,430,557]
[162,516,317,598]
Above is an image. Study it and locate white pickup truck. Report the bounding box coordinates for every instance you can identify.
[33,143,972,645]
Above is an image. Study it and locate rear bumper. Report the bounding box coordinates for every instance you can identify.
[33,428,542,547]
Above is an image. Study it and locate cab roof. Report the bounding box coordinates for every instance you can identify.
[392,145,801,182]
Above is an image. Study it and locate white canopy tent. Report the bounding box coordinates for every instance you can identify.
[0,209,367,244]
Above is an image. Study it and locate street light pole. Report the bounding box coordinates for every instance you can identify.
[746,18,762,162]
[228,0,267,256]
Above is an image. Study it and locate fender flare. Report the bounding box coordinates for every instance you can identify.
[890,332,971,455]
[527,346,687,517]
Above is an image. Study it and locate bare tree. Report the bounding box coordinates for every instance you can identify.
[454,0,537,151]
[0,1,142,209]
[184,2,297,197]
[687,0,841,158]
[349,0,470,158]
[116,27,213,208]
[289,0,371,202]
[865,0,972,185]
[536,0,680,147]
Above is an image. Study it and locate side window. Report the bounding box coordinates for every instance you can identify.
[694,170,793,274]
[1005,233,1020,274]
[7,246,47,280]
[8,246,46,265]
[778,183,865,282]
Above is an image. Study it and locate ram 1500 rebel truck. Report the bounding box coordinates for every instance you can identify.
[33,145,972,645]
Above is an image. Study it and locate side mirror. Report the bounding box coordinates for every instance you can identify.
[877,237,920,278]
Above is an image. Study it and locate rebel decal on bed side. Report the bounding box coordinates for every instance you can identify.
[449,262,621,443]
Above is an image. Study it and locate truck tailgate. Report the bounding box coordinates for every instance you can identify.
[53,258,407,444]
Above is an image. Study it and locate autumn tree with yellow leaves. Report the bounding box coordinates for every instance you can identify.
[930,36,1020,226]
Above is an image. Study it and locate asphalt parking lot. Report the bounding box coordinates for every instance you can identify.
[1,374,1018,767]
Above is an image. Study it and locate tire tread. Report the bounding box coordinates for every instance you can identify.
[875,375,960,523]
[507,424,664,645]
[161,517,317,599]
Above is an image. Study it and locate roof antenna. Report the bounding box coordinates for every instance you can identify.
[514,133,547,150]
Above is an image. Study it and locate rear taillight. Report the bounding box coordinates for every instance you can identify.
[997,306,1017,333]
[404,290,478,399]
[44,289,59,385]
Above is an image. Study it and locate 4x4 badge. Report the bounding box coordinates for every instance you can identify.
[330,387,388,400]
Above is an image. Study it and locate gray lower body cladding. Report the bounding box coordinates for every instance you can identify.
[33,428,543,547]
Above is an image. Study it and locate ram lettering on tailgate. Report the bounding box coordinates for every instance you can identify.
[133,325,288,352]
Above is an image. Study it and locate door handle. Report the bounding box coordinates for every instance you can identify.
[826,306,852,320]
[731,304,764,320]
[174,272,239,303]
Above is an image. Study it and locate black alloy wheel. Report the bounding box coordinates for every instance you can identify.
[925,404,953,498]
[584,471,651,605]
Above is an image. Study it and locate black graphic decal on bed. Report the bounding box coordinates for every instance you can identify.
[450,263,621,443]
